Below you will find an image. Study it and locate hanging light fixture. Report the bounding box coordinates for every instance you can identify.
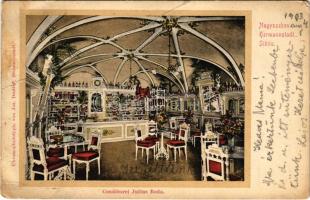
[128,53,139,87]
[163,17,180,75]
[128,56,134,86]
[167,28,177,73]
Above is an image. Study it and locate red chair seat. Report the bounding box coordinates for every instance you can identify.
[167,140,185,146]
[47,147,65,157]
[72,151,99,161]
[33,157,68,172]
[137,140,155,147]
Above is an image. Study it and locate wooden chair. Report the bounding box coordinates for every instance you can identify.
[72,132,101,180]
[201,131,218,149]
[205,122,213,132]
[76,121,84,136]
[166,124,189,162]
[201,144,229,181]
[148,120,158,137]
[46,126,70,164]
[73,120,86,152]
[135,127,156,164]
[27,136,72,180]
[46,142,70,165]
[191,129,201,147]
[46,126,62,142]
[169,117,179,139]
[169,117,177,130]
[146,120,160,151]
[192,122,213,147]
[173,122,190,140]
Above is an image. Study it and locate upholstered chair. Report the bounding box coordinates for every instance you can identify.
[27,136,72,180]
[166,123,189,162]
[202,144,229,181]
[192,122,213,147]
[148,120,158,137]
[134,127,156,164]
[72,132,101,180]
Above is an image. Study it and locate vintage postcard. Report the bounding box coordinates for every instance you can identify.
[1,1,309,199]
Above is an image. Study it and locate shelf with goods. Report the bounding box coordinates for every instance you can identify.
[147,88,166,112]
[105,92,120,120]
[166,97,180,113]
[48,90,88,125]
[58,80,91,88]
[105,92,147,120]
[119,100,132,120]
[132,97,146,119]
[196,74,224,115]
[166,94,200,114]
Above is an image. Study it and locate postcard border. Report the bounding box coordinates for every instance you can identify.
[19,9,252,188]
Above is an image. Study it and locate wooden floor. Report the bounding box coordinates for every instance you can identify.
[33,139,244,181]
[75,139,202,181]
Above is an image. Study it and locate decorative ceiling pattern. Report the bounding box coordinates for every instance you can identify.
[27,16,245,93]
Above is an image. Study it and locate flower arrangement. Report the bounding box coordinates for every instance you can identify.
[219,115,243,137]
[155,112,167,128]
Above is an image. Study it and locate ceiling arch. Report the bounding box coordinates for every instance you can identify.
[122,70,183,92]
[136,53,240,84]
[27,16,164,67]
[27,15,245,94]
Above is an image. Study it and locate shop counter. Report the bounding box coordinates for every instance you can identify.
[83,120,149,142]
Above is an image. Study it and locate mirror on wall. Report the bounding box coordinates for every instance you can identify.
[91,93,103,112]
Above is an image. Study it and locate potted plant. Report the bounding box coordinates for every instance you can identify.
[218,114,244,148]
[155,112,167,130]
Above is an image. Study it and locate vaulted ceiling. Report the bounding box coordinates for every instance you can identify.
[27,16,245,93]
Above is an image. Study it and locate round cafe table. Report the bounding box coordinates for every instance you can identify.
[155,131,170,160]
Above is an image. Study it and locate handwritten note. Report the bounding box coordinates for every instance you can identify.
[253,12,308,191]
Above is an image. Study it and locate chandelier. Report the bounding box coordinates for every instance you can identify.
[128,54,139,86]
[167,27,177,73]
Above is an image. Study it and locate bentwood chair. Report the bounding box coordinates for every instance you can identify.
[27,136,72,180]
[72,132,101,180]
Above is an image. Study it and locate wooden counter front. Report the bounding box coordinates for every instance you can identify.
[83,120,149,142]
